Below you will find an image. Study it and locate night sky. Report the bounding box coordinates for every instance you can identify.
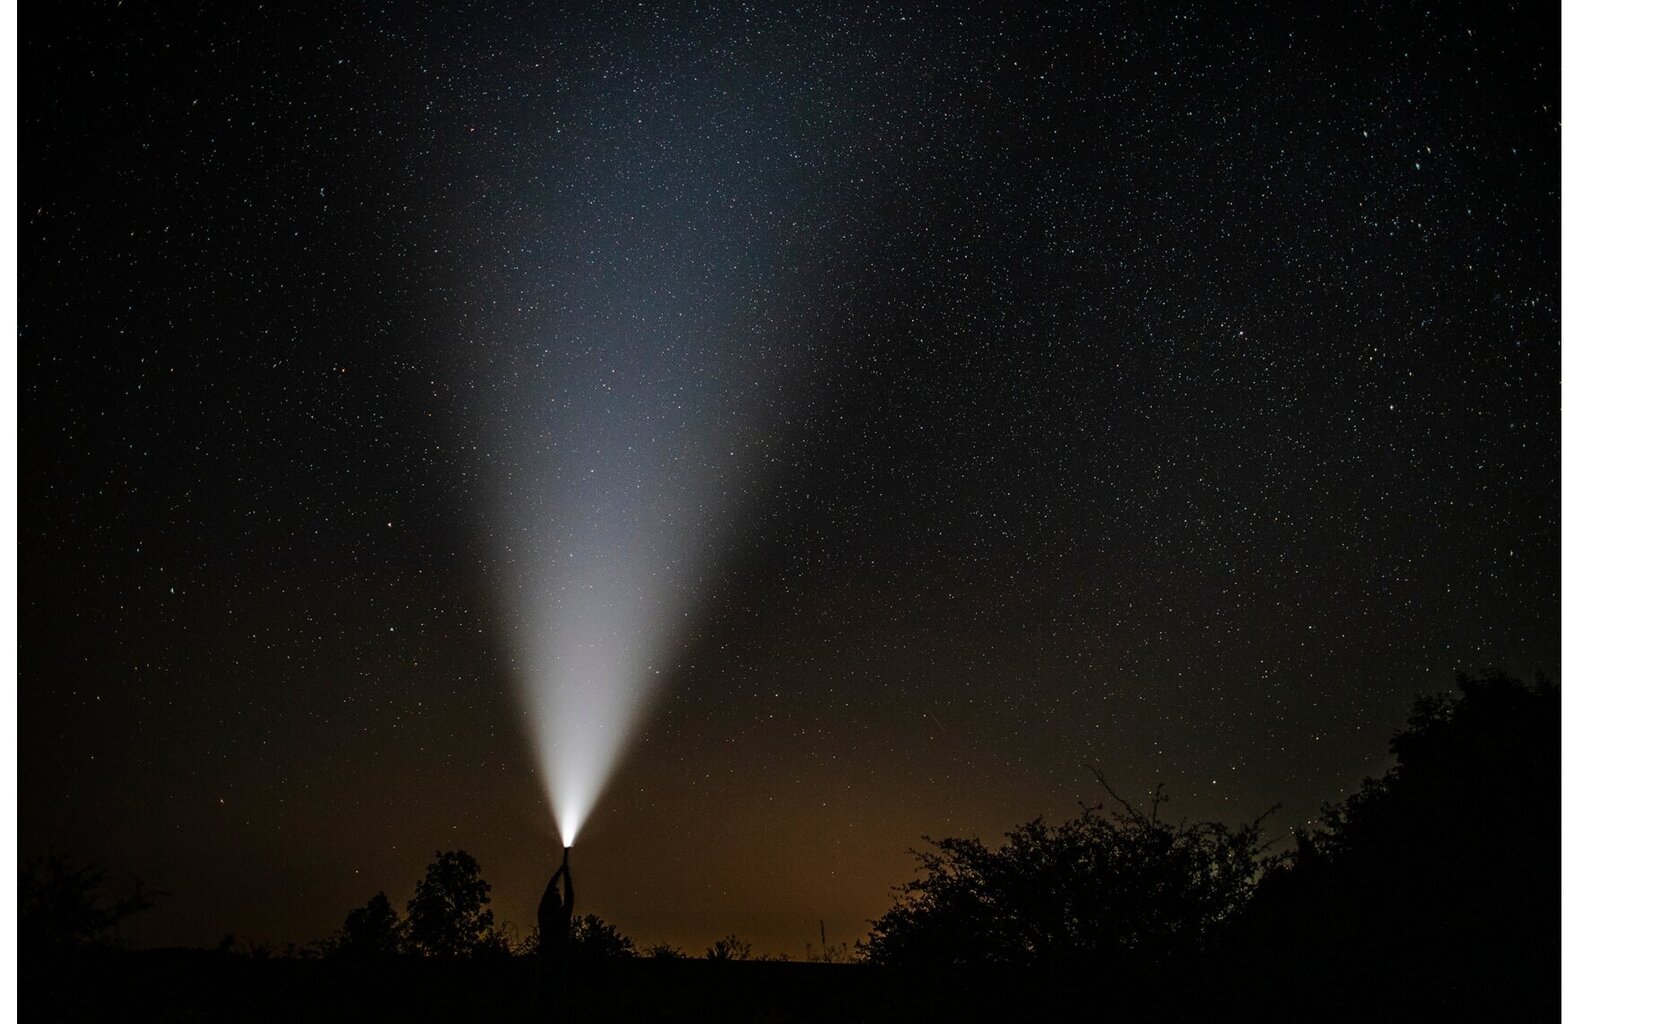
[20,1,1558,957]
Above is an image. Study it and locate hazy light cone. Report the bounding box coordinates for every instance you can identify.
[472,24,822,840]
[508,473,712,845]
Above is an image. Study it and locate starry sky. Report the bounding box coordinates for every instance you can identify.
[20,1,1558,957]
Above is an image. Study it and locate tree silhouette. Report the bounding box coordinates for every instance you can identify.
[19,856,154,951]
[328,891,404,958]
[861,779,1280,968]
[1238,671,1560,1016]
[403,850,497,958]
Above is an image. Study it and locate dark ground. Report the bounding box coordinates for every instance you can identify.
[25,948,1551,1024]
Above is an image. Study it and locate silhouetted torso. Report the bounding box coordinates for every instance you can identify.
[534,849,575,1018]
[537,863,574,962]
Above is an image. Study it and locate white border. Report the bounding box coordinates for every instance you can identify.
[1562,1,1661,1016]
[3,2,1656,1016]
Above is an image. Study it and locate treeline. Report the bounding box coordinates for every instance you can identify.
[22,671,1559,1015]
[858,670,1559,1018]
[316,851,786,963]
[862,671,1557,965]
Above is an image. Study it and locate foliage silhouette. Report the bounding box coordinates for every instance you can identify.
[704,934,755,961]
[569,913,638,960]
[403,849,498,958]
[1237,671,1560,1015]
[806,940,855,964]
[473,921,518,959]
[19,855,155,951]
[325,891,404,958]
[860,779,1280,968]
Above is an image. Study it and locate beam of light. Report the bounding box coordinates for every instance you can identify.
[495,405,742,846]
[458,8,911,844]
[469,29,814,847]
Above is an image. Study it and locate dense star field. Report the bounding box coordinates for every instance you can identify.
[20,2,1557,956]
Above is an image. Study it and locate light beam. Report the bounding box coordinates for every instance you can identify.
[461,10,878,842]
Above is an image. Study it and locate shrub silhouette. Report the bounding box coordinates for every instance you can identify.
[403,850,498,958]
[704,934,755,961]
[568,913,638,960]
[861,778,1280,968]
[807,940,855,963]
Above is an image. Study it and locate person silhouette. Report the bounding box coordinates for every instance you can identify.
[535,847,575,1014]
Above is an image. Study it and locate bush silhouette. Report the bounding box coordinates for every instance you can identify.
[568,913,638,960]
[704,934,755,961]
[861,778,1280,968]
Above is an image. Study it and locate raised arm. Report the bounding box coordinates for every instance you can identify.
[539,869,565,920]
